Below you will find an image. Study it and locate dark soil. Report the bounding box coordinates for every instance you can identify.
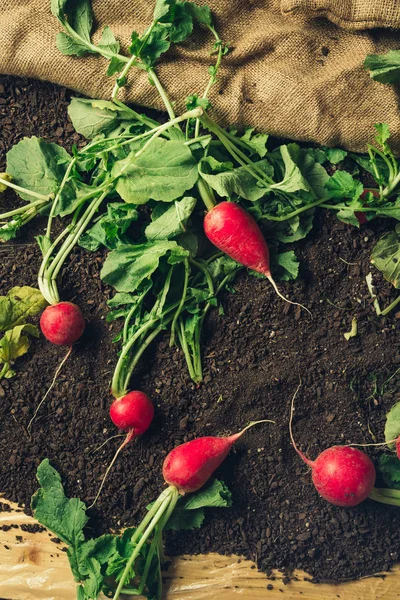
[1,75,400,584]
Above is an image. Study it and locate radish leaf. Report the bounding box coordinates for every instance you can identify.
[112,139,198,204]
[6,137,71,202]
[371,224,400,289]
[384,401,400,448]
[365,50,400,84]
[379,455,400,489]
[145,197,197,240]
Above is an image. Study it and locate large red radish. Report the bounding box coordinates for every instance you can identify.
[40,301,85,346]
[112,418,273,600]
[163,420,273,494]
[289,384,375,507]
[203,201,310,314]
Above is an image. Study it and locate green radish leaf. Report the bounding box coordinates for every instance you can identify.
[6,138,69,202]
[239,128,269,158]
[165,508,205,530]
[324,148,347,165]
[56,31,92,58]
[67,98,135,139]
[106,56,126,77]
[262,211,315,243]
[384,402,400,448]
[272,250,299,281]
[364,50,400,84]
[153,0,172,21]
[187,3,213,27]
[98,26,120,54]
[379,454,400,489]
[145,197,197,240]
[50,0,68,20]
[31,460,119,600]
[6,137,71,202]
[0,324,39,371]
[375,123,392,152]
[2,286,47,331]
[32,459,88,548]
[371,224,400,289]
[269,145,312,195]
[112,138,198,204]
[130,25,170,67]
[199,156,271,201]
[67,0,93,42]
[165,479,232,531]
[101,242,189,292]
[162,2,194,43]
[80,203,138,251]
[336,207,362,227]
[180,479,232,509]
[324,170,363,200]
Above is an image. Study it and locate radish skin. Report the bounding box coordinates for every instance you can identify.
[163,420,273,494]
[40,301,85,346]
[110,391,154,435]
[203,202,310,314]
[289,383,376,507]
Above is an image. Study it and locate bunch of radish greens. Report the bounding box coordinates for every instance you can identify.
[1,0,400,393]
[32,459,232,600]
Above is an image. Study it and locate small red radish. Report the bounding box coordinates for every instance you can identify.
[28,302,85,432]
[40,301,85,346]
[110,391,154,437]
[204,202,310,314]
[163,419,272,494]
[396,437,400,460]
[89,391,154,508]
[289,384,376,507]
[355,189,379,225]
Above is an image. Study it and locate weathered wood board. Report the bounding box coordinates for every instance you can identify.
[1,499,399,600]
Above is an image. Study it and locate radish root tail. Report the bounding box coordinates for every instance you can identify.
[88,429,135,509]
[27,345,72,433]
[267,275,312,317]
[289,379,314,468]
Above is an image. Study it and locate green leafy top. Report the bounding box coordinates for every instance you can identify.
[0,287,47,381]
[371,224,400,289]
[32,459,232,600]
[364,50,400,85]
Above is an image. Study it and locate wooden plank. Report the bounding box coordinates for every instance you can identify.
[1,500,400,600]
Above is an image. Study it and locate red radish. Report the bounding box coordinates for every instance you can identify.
[289,384,376,507]
[40,301,85,346]
[89,391,154,508]
[355,189,379,225]
[163,419,272,494]
[112,419,273,600]
[110,391,154,436]
[204,202,310,314]
[28,302,85,432]
[396,437,400,460]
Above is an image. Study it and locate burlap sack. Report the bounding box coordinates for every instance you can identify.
[281,0,400,30]
[1,0,400,153]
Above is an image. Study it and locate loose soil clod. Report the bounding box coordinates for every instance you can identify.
[1,75,400,583]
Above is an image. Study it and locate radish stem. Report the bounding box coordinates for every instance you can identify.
[88,429,135,508]
[27,346,72,432]
[289,380,315,468]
